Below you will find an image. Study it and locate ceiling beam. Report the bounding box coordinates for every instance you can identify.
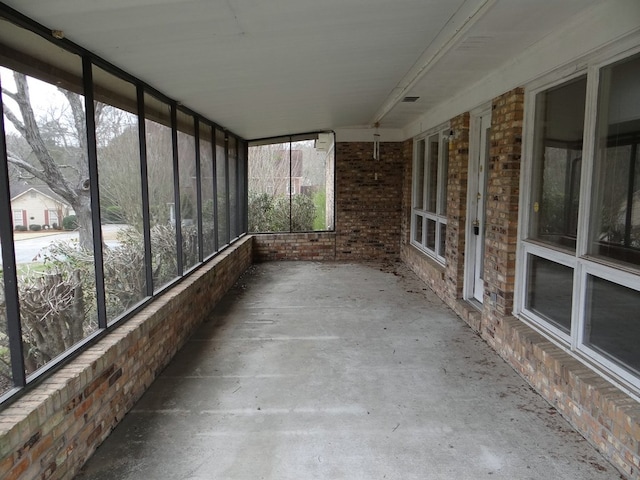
[370,0,497,127]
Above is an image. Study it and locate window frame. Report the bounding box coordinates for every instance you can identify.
[411,125,450,263]
[0,7,248,406]
[517,41,640,393]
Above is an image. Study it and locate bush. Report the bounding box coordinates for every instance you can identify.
[103,205,124,224]
[29,224,42,231]
[14,225,27,232]
[52,222,59,230]
[62,215,78,230]
[248,193,316,232]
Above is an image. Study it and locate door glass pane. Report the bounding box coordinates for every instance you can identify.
[589,53,640,267]
[144,93,178,291]
[177,110,198,271]
[426,134,439,213]
[585,275,640,372]
[529,76,586,251]
[1,62,99,376]
[525,255,573,333]
[94,66,147,322]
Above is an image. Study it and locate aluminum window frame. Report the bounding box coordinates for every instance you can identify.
[0,6,248,406]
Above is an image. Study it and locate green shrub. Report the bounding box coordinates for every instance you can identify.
[62,215,78,230]
[14,225,27,232]
[248,193,316,233]
[103,205,124,224]
[29,224,42,231]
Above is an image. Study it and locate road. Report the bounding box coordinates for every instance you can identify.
[0,225,124,267]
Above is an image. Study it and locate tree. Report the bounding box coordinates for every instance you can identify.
[2,71,102,250]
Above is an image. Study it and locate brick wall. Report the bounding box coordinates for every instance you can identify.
[335,142,403,262]
[0,238,252,480]
[481,88,523,335]
[255,142,404,263]
[401,88,640,478]
[401,114,479,328]
[253,233,336,262]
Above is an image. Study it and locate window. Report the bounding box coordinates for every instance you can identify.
[248,132,335,233]
[177,109,199,271]
[47,209,58,226]
[520,49,640,388]
[411,126,449,262]
[0,11,248,403]
[12,210,23,227]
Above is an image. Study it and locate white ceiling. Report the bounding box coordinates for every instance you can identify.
[3,0,602,140]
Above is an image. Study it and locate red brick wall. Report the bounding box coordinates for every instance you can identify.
[481,88,523,333]
[401,89,640,478]
[335,142,403,262]
[401,114,477,326]
[255,142,404,263]
[253,233,336,261]
[0,238,253,480]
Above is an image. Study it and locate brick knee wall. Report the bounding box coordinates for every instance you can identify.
[253,233,336,261]
[0,237,252,480]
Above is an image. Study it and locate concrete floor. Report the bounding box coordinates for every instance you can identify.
[76,262,619,480]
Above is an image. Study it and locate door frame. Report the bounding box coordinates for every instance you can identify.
[464,104,492,304]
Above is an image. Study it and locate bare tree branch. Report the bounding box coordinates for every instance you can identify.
[2,104,27,137]
[5,151,48,184]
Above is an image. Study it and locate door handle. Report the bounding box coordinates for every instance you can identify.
[473,219,480,236]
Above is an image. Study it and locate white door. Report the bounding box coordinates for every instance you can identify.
[468,111,491,303]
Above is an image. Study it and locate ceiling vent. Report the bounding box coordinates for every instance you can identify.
[402,96,420,103]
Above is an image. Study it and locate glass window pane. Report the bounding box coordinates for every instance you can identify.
[438,138,449,216]
[199,124,215,258]
[525,255,573,333]
[414,215,423,244]
[290,137,325,232]
[248,140,291,233]
[215,129,228,245]
[228,136,238,239]
[94,67,147,322]
[144,93,178,291]
[177,110,198,271]
[426,218,436,250]
[529,76,586,251]
[414,139,425,209]
[426,134,439,213]
[0,273,14,395]
[589,53,640,267]
[585,275,640,372]
[439,222,446,257]
[1,63,99,376]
